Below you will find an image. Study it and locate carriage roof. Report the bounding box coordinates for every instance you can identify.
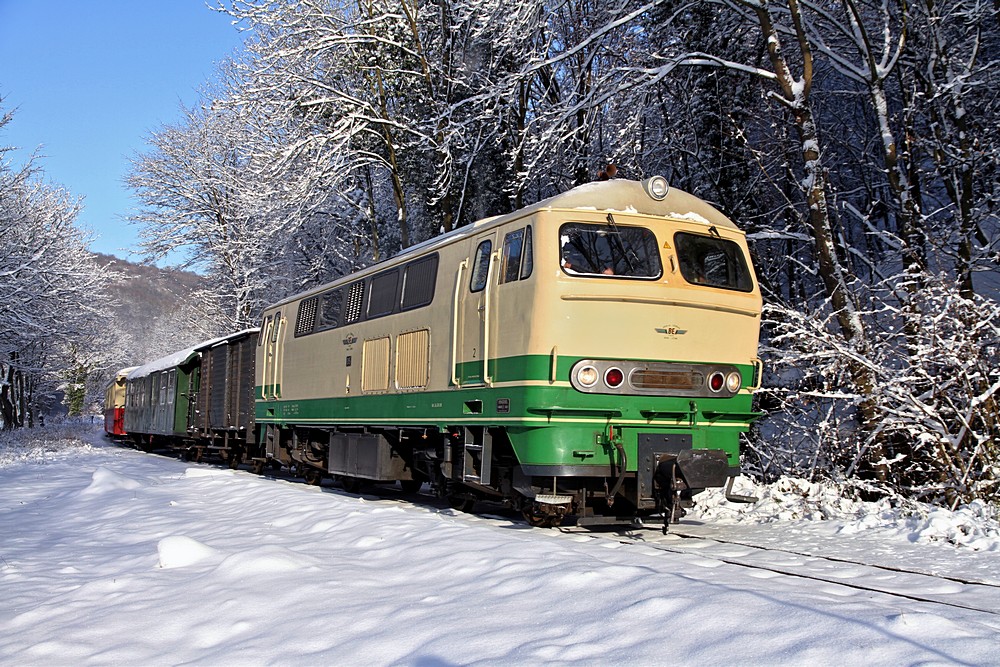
[127,329,259,380]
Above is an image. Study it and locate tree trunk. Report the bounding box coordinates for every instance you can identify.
[747,0,888,480]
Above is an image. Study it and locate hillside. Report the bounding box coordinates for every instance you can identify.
[93,253,220,377]
[95,253,206,321]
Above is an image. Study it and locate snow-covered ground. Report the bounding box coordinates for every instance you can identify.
[2,423,1000,665]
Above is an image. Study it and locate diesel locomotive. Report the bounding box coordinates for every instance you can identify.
[255,177,762,527]
[110,177,762,529]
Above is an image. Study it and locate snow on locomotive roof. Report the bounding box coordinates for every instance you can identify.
[383,178,735,261]
[524,179,737,230]
[127,329,260,379]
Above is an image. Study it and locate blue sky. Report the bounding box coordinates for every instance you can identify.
[0,1,245,262]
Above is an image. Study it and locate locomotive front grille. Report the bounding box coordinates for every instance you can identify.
[631,369,703,391]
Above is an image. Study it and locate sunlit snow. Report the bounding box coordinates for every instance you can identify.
[2,424,999,665]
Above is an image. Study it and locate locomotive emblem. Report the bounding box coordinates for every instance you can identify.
[656,325,688,336]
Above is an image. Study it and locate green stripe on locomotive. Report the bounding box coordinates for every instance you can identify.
[255,354,756,473]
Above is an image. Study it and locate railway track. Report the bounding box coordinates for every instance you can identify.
[558,524,1000,617]
[175,460,1000,618]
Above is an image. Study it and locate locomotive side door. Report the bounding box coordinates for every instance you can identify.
[453,233,498,386]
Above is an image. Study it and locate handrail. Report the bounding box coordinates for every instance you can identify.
[261,319,273,399]
[272,315,286,399]
[450,259,468,387]
[482,251,499,386]
[750,358,764,390]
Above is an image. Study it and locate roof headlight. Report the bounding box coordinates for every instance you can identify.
[643,175,670,201]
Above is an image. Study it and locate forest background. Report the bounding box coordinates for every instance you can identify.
[1,0,997,510]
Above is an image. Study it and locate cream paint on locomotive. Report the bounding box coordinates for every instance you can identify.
[533,209,760,373]
[454,223,538,387]
[256,180,760,407]
[257,213,538,403]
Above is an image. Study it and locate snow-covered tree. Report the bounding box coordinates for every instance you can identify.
[0,109,115,427]
[127,100,294,329]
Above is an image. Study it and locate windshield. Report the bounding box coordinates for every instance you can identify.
[675,232,754,291]
[559,221,662,279]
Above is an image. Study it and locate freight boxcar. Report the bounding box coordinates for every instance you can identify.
[188,329,258,466]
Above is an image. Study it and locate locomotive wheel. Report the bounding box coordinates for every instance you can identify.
[251,459,266,475]
[399,479,423,494]
[303,467,324,486]
[340,476,364,494]
[522,508,562,528]
[447,495,475,513]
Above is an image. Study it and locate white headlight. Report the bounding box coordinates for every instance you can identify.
[643,175,670,200]
[726,372,742,393]
[577,366,599,388]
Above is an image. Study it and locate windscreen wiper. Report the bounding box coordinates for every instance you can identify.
[606,213,637,273]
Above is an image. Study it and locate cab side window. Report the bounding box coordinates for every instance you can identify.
[470,240,492,292]
[500,226,533,284]
[259,316,273,345]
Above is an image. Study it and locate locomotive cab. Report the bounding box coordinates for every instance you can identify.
[468,179,762,527]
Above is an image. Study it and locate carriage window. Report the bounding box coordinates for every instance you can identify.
[559,220,661,279]
[401,254,438,310]
[470,240,492,292]
[368,269,399,318]
[500,229,525,284]
[167,370,176,405]
[675,232,753,292]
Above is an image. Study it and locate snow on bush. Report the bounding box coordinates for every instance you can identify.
[0,425,97,468]
[692,475,1000,551]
